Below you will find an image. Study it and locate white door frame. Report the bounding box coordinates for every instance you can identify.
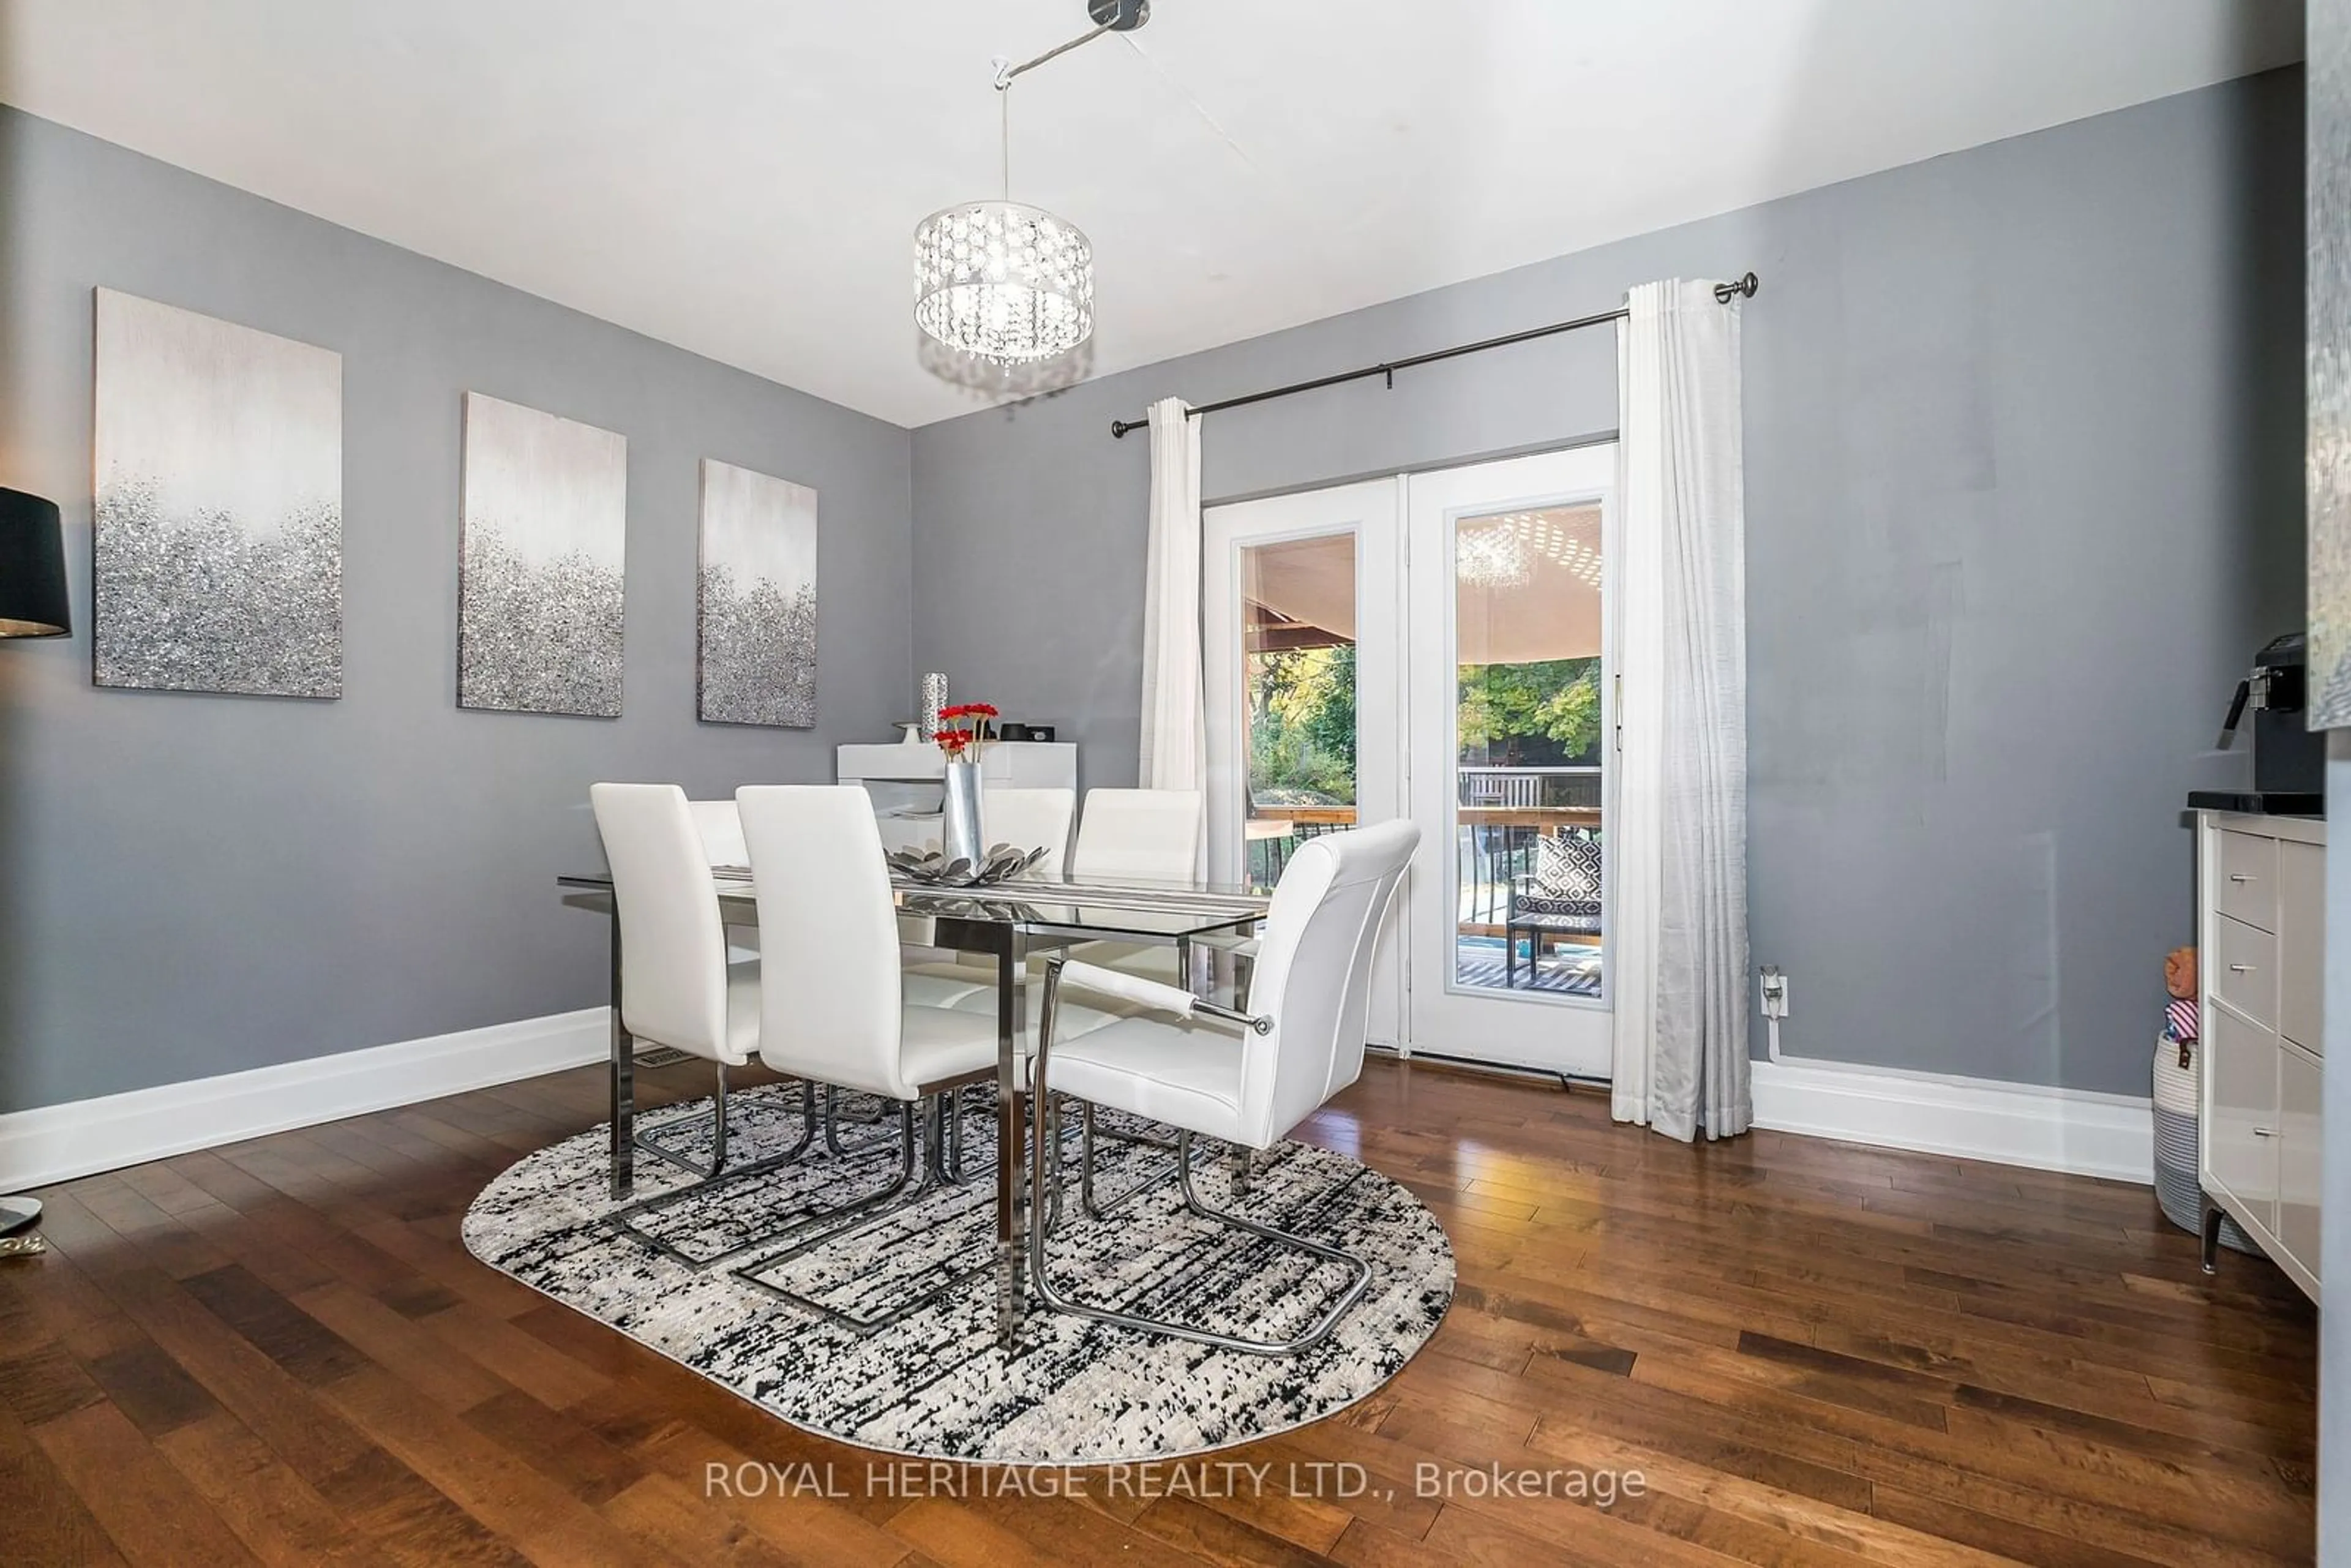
[1403,446,1617,1078]
[1203,478,1405,1047]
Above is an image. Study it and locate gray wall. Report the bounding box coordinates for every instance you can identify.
[0,107,913,1113]
[913,70,2306,1097]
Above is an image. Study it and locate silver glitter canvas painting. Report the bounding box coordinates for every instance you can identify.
[457,392,628,717]
[696,458,817,727]
[92,290,342,697]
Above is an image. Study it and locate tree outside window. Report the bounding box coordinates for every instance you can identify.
[1245,642,1602,805]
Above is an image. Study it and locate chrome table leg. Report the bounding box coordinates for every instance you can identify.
[995,926,1028,1348]
[609,900,633,1201]
[945,1086,967,1182]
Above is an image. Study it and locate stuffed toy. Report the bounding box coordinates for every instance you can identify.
[2164,945,2198,1059]
[2165,945,2197,1000]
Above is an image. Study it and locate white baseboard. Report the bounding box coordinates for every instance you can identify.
[0,1008,610,1191]
[1751,1056,2154,1185]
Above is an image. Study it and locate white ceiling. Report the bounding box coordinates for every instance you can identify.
[0,1,2301,428]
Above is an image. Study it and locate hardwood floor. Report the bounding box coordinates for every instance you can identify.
[0,1056,2316,1566]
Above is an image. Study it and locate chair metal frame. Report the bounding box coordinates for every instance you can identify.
[825,1084,976,1186]
[1023,958,1374,1357]
[630,1061,811,1182]
[606,1073,934,1274]
[727,1067,997,1335]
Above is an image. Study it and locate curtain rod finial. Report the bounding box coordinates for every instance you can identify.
[1714,271,1759,303]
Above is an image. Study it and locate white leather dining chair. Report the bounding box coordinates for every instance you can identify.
[1065,787,1211,989]
[688,798,748,867]
[979,787,1077,876]
[591,784,790,1182]
[1025,819,1419,1355]
[1069,788,1202,882]
[689,798,760,961]
[739,785,1005,1111]
[735,784,1117,1325]
[743,784,1122,1059]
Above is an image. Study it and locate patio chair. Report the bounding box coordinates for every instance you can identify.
[1504,827,1602,988]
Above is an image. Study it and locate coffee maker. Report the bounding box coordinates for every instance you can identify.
[2191,632,2325,816]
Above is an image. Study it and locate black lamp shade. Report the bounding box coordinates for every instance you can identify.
[0,489,70,638]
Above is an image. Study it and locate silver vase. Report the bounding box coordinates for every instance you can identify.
[919,673,948,741]
[940,757,985,867]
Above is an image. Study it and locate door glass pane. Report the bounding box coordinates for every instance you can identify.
[1239,534,1358,894]
[1452,505,1604,997]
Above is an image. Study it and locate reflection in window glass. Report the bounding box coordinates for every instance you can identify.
[1452,505,1605,998]
[1238,534,1357,893]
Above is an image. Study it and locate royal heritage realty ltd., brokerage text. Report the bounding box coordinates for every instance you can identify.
[704,1459,1651,1507]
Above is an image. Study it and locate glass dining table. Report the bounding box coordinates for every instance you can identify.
[557,866,1270,1345]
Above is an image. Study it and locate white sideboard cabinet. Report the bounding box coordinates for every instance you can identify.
[837,740,1078,854]
[2196,809,2323,1303]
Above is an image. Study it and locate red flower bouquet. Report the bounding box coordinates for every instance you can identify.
[934,702,1000,759]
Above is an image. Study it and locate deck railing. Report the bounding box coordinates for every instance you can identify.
[1457,765,1601,811]
[1247,764,1602,927]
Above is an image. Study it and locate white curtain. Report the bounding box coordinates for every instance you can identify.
[1611,280,1750,1142]
[1139,397,1206,823]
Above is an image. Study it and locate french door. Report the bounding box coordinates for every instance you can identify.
[1203,446,1616,1076]
[1203,479,1406,1046]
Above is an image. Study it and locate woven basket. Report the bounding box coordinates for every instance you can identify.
[2151,1035,2256,1254]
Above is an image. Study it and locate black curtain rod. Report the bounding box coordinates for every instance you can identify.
[1108,271,1758,438]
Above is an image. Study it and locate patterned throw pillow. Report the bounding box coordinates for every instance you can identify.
[1535,831,1603,902]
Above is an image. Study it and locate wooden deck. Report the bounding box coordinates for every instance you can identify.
[0,1056,2316,1565]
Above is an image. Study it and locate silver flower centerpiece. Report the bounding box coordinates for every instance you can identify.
[887,842,1051,887]
[934,700,1000,867]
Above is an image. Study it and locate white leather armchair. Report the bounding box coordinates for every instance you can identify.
[1025,819,1419,1355]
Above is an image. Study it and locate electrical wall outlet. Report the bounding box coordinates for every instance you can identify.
[1759,966,1789,1019]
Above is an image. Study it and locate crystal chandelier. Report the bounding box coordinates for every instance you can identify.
[1457,519,1534,589]
[912,200,1092,367]
[913,2,1146,372]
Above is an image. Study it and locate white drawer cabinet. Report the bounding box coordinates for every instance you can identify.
[2197,811,2323,1304]
[2205,1007,2278,1215]
[2215,829,2279,930]
[2278,839,2325,1051]
[2211,917,2278,1030]
[2278,1044,2325,1274]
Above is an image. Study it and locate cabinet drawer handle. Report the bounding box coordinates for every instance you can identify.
[2227,964,2255,974]
[2254,1127,2278,1138]
[2229,874,2257,883]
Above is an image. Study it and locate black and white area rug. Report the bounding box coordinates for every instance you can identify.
[462,1083,1454,1464]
